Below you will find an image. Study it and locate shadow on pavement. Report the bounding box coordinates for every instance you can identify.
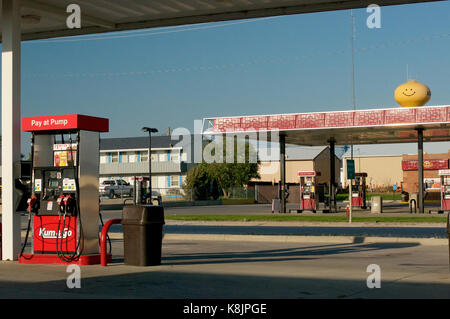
[0,263,448,299]
[1,240,448,299]
[160,242,420,266]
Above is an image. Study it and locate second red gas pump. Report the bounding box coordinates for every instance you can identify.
[297,171,320,213]
[351,172,368,209]
[438,169,450,213]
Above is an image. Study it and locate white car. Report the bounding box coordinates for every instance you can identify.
[99,179,133,199]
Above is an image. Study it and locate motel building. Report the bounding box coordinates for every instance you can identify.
[99,135,195,199]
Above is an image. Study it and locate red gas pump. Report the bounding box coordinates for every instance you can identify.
[18,114,109,265]
[438,169,450,213]
[298,171,320,213]
[351,173,368,209]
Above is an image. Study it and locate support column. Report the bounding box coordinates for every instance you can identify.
[417,128,424,214]
[280,134,286,214]
[329,139,336,212]
[1,0,22,261]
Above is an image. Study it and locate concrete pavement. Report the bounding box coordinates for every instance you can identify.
[0,238,449,298]
[1,203,449,299]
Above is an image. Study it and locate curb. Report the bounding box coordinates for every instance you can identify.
[102,232,448,246]
[162,234,448,246]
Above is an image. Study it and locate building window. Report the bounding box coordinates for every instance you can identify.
[120,152,128,163]
[171,151,180,163]
[170,175,179,187]
[129,152,137,163]
[158,176,166,189]
[100,154,108,164]
[159,152,167,162]
[141,151,148,162]
[111,152,119,163]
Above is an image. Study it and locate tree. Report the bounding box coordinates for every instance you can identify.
[183,163,219,200]
[183,136,260,199]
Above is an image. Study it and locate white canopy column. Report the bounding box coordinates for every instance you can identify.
[1,0,21,261]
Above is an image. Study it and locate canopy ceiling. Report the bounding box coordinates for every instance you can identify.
[0,0,443,41]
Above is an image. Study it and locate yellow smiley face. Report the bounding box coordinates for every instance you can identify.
[394,80,431,107]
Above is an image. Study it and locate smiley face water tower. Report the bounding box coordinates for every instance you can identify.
[394,79,431,107]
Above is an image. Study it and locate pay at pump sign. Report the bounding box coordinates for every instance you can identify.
[347,160,355,180]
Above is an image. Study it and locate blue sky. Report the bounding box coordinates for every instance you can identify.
[9,1,450,153]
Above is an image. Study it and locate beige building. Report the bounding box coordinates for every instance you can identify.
[250,146,341,203]
[341,155,403,190]
[254,146,341,185]
[340,142,450,192]
[252,143,450,202]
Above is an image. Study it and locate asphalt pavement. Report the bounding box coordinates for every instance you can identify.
[99,199,444,215]
[1,238,449,298]
[162,223,447,238]
[95,201,449,240]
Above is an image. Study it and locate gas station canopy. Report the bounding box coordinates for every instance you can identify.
[0,0,443,42]
[203,105,450,146]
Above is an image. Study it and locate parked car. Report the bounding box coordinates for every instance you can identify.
[99,179,133,198]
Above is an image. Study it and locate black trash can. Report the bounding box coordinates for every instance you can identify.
[122,205,165,266]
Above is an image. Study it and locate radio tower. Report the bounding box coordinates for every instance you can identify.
[350,9,356,160]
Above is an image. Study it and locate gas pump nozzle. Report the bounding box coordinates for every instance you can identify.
[63,195,74,215]
[57,194,65,214]
[27,195,38,214]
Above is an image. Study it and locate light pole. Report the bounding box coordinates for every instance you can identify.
[142,127,158,204]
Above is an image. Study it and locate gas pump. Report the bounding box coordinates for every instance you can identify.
[438,170,450,213]
[297,171,320,213]
[351,173,367,209]
[19,114,109,265]
[131,176,148,204]
[130,176,162,206]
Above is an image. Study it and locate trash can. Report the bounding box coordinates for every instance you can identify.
[272,199,280,213]
[409,193,418,214]
[371,196,382,214]
[122,205,165,266]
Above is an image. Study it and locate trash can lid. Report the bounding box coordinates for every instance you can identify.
[122,204,165,225]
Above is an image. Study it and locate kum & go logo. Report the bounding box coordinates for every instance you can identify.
[38,227,74,239]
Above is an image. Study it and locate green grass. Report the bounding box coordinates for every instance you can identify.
[165,214,447,223]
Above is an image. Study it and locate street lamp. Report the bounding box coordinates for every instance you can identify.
[142,127,158,204]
